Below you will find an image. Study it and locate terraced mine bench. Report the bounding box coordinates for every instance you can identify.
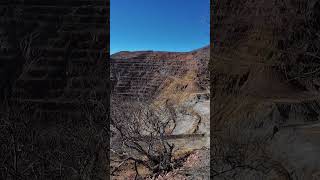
[110,58,193,99]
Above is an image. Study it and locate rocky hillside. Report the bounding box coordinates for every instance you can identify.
[111,46,209,100]
[110,46,210,179]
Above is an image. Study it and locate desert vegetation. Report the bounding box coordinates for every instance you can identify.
[110,99,191,179]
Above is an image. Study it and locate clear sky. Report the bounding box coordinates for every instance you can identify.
[110,0,210,54]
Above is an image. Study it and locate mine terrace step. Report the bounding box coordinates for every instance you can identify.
[111,61,167,65]
[111,59,187,63]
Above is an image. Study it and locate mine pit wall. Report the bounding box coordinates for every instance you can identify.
[0,0,109,179]
[111,57,210,151]
[110,58,192,100]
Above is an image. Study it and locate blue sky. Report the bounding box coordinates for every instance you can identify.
[110,0,210,54]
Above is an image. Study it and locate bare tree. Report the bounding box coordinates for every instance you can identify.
[110,99,183,178]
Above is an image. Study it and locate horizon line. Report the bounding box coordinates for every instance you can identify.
[110,45,210,55]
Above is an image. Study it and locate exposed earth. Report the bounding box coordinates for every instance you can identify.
[110,46,210,179]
